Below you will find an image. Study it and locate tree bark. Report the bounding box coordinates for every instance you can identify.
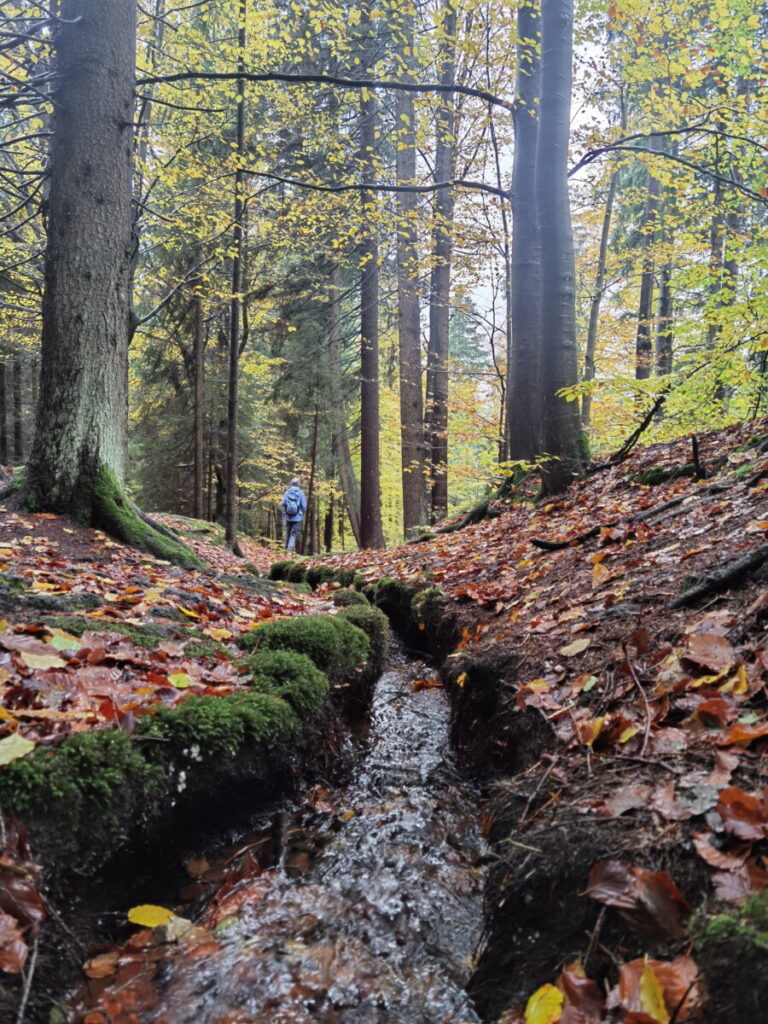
[655,261,673,377]
[359,66,385,549]
[25,0,200,568]
[395,6,428,537]
[581,170,616,426]
[193,289,205,520]
[537,0,583,494]
[225,0,246,555]
[425,0,456,522]
[634,140,661,382]
[507,0,542,461]
[0,362,7,465]
[327,266,362,547]
[12,358,22,463]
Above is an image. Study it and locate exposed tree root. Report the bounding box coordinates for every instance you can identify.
[668,542,768,609]
[92,467,205,570]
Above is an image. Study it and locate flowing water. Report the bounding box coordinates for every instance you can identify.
[75,648,488,1023]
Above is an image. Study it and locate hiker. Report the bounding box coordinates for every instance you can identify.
[280,477,306,552]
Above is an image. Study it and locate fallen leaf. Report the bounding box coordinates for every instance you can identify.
[127,904,175,928]
[559,639,590,657]
[525,983,564,1024]
[0,733,35,765]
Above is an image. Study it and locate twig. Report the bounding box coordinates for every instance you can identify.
[584,906,605,975]
[42,896,86,961]
[669,978,697,1024]
[16,934,38,1024]
[622,645,652,757]
[519,757,557,826]
[500,838,543,853]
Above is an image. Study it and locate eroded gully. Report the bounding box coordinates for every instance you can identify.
[73,645,489,1023]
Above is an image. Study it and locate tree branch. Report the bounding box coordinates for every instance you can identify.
[250,170,509,200]
[135,69,515,114]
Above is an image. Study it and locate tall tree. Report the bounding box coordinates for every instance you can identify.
[537,0,583,493]
[225,0,247,555]
[425,0,457,522]
[507,0,542,461]
[358,5,385,549]
[395,3,428,536]
[24,0,198,566]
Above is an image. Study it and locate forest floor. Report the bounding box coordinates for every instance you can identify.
[2,417,768,1022]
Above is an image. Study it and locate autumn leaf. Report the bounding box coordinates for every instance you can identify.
[0,912,28,973]
[127,904,175,927]
[559,638,590,657]
[524,983,564,1024]
[20,650,68,671]
[168,672,193,689]
[0,733,35,765]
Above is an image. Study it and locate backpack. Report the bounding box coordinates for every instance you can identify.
[284,493,299,517]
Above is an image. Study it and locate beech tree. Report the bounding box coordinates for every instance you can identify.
[24,0,199,566]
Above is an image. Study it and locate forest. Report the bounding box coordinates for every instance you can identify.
[1,0,765,550]
[2,1,768,1023]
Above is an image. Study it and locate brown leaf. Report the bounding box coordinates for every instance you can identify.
[717,786,768,840]
[84,950,120,979]
[682,632,736,674]
[712,857,768,903]
[0,911,27,973]
[692,832,749,871]
[558,967,604,1017]
[586,860,691,939]
[614,955,705,1023]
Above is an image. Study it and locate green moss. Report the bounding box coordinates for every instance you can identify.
[695,890,768,951]
[411,586,444,610]
[286,562,307,583]
[92,466,205,569]
[305,565,337,589]
[41,615,170,648]
[331,568,357,588]
[137,691,300,753]
[292,582,313,594]
[640,463,698,486]
[268,561,294,581]
[337,605,389,666]
[239,614,370,682]
[0,728,162,828]
[243,649,329,719]
[331,589,370,608]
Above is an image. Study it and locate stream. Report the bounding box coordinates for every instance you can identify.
[72,646,489,1023]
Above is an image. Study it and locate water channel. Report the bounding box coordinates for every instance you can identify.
[72,646,489,1023]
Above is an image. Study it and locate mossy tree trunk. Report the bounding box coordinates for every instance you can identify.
[25,0,201,569]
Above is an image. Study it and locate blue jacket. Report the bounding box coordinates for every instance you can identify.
[281,485,306,523]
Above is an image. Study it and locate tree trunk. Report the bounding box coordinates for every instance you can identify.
[25,0,199,568]
[327,265,362,546]
[537,0,583,494]
[655,262,673,377]
[0,362,7,465]
[12,358,22,463]
[425,0,456,522]
[581,171,616,426]
[301,409,319,555]
[225,0,246,555]
[634,143,661,382]
[395,6,427,537]
[507,0,542,461]
[193,289,205,520]
[359,73,385,549]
